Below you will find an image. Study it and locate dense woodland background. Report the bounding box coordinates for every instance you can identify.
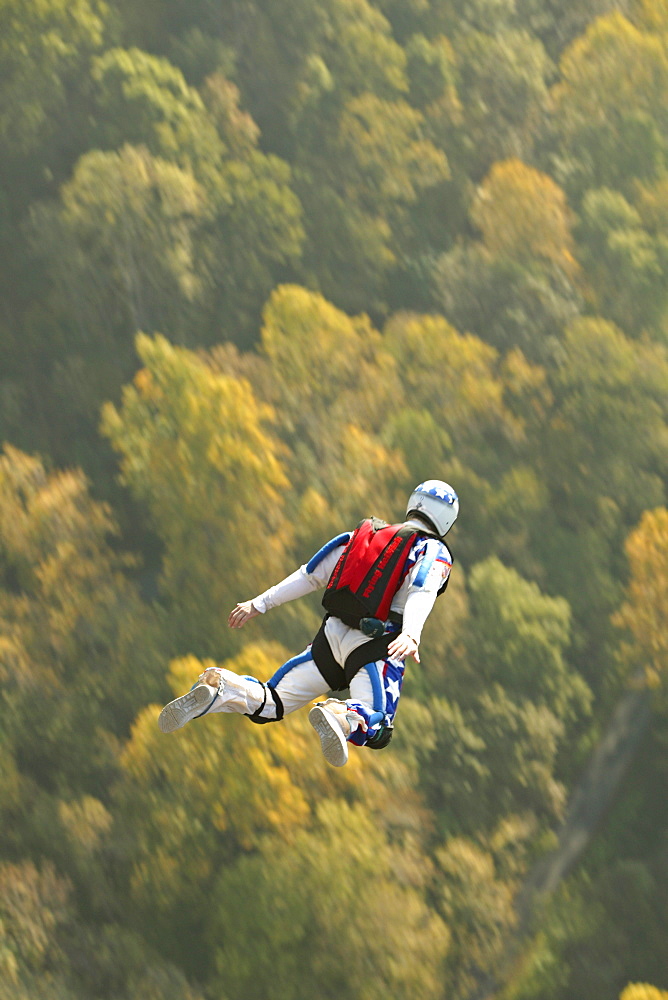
[1,0,668,998]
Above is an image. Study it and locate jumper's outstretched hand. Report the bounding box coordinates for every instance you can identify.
[387,632,420,663]
[228,601,261,629]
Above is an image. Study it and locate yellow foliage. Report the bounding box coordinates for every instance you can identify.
[613,508,668,688]
[119,640,373,909]
[261,283,393,419]
[553,13,668,128]
[437,836,517,992]
[384,312,531,445]
[472,159,577,274]
[102,333,291,649]
[632,0,668,34]
[207,798,449,1000]
[0,861,71,977]
[620,985,668,1000]
[636,176,668,233]
[258,284,407,536]
[58,796,112,853]
[338,94,449,202]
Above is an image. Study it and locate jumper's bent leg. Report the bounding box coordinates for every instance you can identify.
[158,648,327,733]
[309,655,405,763]
[347,654,405,747]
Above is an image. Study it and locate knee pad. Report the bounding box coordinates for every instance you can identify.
[364,724,394,750]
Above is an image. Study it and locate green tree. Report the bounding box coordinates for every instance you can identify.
[534,318,668,667]
[30,144,208,392]
[0,0,107,188]
[201,150,304,346]
[90,49,305,344]
[295,95,448,311]
[403,558,588,836]
[90,48,225,170]
[465,557,590,724]
[445,29,552,179]
[576,187,668,335]
[433,241,583,363]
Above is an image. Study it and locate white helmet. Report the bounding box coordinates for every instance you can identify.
[406,480,459,537]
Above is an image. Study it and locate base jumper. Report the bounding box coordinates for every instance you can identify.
[158,480,458,767]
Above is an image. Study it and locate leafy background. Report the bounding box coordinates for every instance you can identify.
[1,0,668,997]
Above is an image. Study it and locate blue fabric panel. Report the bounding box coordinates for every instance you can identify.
[412,540,437,588]
[267,649,313,689]
[305,533,351,574]
[367,660,385,713]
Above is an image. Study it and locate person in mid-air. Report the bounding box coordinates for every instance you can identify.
[158,480,458,767]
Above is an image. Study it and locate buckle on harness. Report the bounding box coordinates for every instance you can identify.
[359,617,386,638]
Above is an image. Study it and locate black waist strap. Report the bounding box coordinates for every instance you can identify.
[334,610,403,631]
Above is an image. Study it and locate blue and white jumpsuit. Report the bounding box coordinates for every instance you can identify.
[203,518,452,747]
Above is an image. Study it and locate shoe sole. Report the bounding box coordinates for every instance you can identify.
[308,705,349,767]
[158,684,215,734]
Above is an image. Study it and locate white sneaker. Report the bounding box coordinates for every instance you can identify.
[308,703,350,767]
[158,683,218,734]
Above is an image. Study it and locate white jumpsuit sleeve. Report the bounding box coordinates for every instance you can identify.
[397,539,452,645]
[251,534,350,613]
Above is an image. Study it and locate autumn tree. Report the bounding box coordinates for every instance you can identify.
[101,333,290,656]
[471,160,576,274]
[205,799,449,1000]
[28,145,208,411]
[0,860,73,996]
[551,13,668,198]
[436,836,517,998]
[613,507,668,692]
[0,445,167,804]
[434,158,582,362]
[110,640,413,972]
[210,284,407,557]
[620,986,668,1000]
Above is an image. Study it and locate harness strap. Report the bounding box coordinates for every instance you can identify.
[310,618,397,691]
[246,684,285,725]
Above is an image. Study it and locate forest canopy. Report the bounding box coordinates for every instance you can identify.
[1,0,668,998]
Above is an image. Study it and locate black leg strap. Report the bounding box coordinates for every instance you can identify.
[246,684,285,725]
[311,620,347,691]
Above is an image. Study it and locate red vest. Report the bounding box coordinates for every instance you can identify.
[322,518,419,626]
